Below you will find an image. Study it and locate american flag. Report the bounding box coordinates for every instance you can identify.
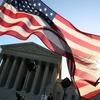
[0,0,68,55]
[0,0,100,99]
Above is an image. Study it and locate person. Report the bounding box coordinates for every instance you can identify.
[41,93,48,100]
[61,78,71,100]
[61,77,71,89]
[47,93,53,100]
[16,92,25,100]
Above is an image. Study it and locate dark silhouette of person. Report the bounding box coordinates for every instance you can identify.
[47,93,53,100]
[61,77,71,89]
[16,92,25,100]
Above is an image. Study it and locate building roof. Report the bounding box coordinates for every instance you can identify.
[1,42,61,63]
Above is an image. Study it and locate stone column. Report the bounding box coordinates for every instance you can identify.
[0,54,2,62]
[46,64,58,95]
[24,69,36,93]
[5,57,18,88]
[0,46,2,53]
[51,65,58,88]
[30,61,41,93]
[22,70,30,91]
[39,63,49,94]
[0,55,10,86]
[0,54,4,75]
[13,58,25,89]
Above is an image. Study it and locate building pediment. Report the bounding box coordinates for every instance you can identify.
[1,42,61,63]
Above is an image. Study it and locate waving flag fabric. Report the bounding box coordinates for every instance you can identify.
[0,1,68,55]
[0,0,100,99]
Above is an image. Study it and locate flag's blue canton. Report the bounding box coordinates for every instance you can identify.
[29,0,56,20]
[8,0,39,15]
[7,0,56,21]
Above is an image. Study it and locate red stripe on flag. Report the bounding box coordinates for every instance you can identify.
[55,15,100,41]
[83,89,100,99]
[0,6,40,26]
[75,69,97,83]
[54,26,100,52]
[0,30,30,40]
[55,14,76,30]
[34,31,67,55]
[75,80,89,88]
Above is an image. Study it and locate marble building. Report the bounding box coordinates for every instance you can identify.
[0,42,99,100]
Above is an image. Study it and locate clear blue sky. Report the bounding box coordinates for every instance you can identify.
[0,0,100,46]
